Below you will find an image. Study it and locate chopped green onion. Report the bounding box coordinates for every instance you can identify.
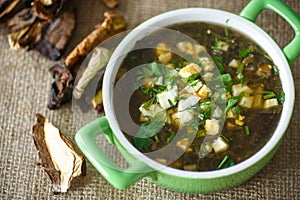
[245,126,250,135]
[217,155,235,170]
[237,73,244,84]
[278,91,285,104]
[154,135,160,143]
[263,91,276,99]
[224,28,229,37]
[237,62,245,74]
[167,132,176,144]
[238,48,254,58]
[264,54,273,62]
[197,130,207,137]
[272,65,279,76]
[213,55,225,73]
[226,18,230,23]
[221,136,232,143]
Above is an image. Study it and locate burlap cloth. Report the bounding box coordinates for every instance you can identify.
[0,0,299,199]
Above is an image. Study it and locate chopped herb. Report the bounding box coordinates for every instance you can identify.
[212,37,222,51]
[197,129,207,136]
[133,112,166,151]
[224,28,229,37]
[186,73,200,84]
[263,91,276,99]
[167,132,176,143]
[278,91,285,104]
[221,73,233,91]
[168,99,175,107]
[264,53,273,61]
[154,135,160,143]
[237,62,245,74]
[217,155,235,170]
[231,106,241,115]
[221,135,232,143]
[226,18,230,23]
[199,100,213,120]
[213,55,225,73]
[237,73,244,84]
[225,97,240,112]
[272,65,279,76]
[238,48,254,58]
[245,125,250,135]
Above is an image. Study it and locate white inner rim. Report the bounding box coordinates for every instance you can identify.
[103,8,295,178]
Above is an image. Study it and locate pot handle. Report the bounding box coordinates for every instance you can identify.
[240,0,300,65]
[75,116,151,189]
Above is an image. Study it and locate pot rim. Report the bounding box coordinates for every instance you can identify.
[103,8,295,178]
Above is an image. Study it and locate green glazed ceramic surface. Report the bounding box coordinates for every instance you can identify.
[75,0,300,193]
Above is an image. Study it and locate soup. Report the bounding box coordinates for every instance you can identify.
[113,22,283,171]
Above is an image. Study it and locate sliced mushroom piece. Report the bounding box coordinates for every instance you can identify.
[32,114,86,194]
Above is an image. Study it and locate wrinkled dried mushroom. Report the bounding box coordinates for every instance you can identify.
[48,64,73,109]
[1,0,75,60]
[32,114,86,194]
[48,11,126,110]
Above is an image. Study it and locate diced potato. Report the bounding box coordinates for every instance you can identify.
[263,98,279,109]
[238,96,254,108]
[232,83,253,96]
[183,164,197,171]
[226,109,237,119]
[157,86,178,109]
[205,119,220,136]
[139,104,164,118]
[217,40,230,51]
[156,42,168,55]
[235,119,244,126]
[252,94,263,108]
[198,57,214,71]
[228,59,241,68]
[197,84,211,99]
[171,110,194,128]
[176,138,190,151]
[182,80,203,94]
[227,122,235,129]
[155,158,167,165]
[158,52,172,64]
[212,137,229,154]
[178,95,200,111]
[178,63,201,78]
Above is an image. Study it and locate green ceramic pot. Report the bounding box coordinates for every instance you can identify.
[75,0,300,193]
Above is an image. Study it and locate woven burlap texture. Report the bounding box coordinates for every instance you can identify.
[0,0,299,199]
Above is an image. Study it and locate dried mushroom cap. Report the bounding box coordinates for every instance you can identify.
[32,114,86,194]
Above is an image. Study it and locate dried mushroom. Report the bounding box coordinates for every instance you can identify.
[65,11,127,68]
[32,114,86,194]
[48,64,73,109]
[0,0,32,22]
[48,11,127,110]
[1,0,75,60]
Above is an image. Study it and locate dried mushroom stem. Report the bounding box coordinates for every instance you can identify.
[65,11,127,68]
[32,114,86,194]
